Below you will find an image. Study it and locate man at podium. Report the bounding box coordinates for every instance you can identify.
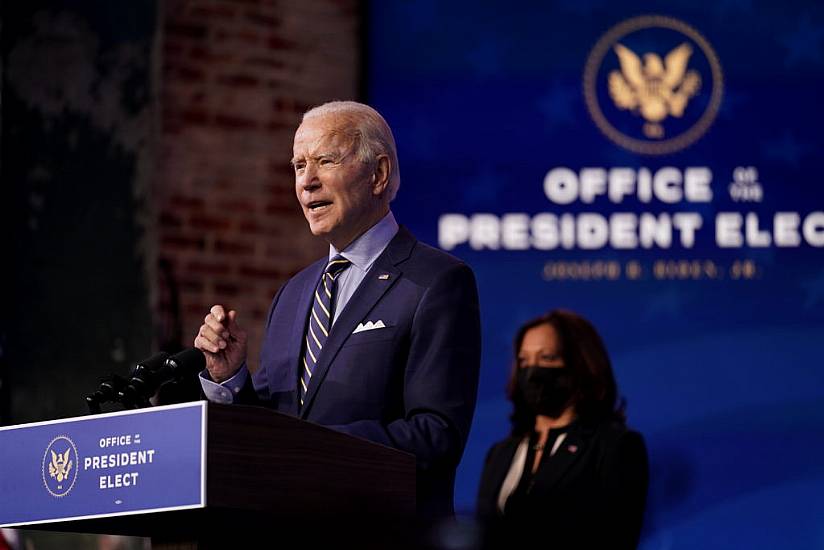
[193,101,481,519]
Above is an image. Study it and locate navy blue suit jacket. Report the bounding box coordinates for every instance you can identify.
[239,226,481,517]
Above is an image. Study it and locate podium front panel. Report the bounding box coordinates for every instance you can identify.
[0,402,206,527]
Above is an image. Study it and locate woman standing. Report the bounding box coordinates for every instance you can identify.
[476,310,648,549]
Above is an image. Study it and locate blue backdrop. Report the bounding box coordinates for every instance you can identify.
[368,1,824,547]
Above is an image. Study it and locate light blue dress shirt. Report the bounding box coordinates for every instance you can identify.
[200,211,400,403]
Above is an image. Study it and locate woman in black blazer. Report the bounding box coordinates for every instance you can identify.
[476,310,648,549]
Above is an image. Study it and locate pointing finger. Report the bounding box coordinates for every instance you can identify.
[210,304,227,324]
[227,310,239,329]
[226,310,247,342]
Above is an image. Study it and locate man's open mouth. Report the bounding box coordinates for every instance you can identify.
[308,200,332,211]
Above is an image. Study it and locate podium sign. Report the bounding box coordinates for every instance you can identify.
[0,402,206,527]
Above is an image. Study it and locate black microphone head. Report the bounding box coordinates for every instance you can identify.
[98,374,127,400]
[85,394,102,414]
[117,387,137,408]
[99,381,118,400]
[132,352,170,377]
[127,376,153,398]
[165,348,206,378]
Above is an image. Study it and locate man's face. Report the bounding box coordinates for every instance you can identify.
[292,115,383,250]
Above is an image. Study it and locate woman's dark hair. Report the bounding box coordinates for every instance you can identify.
[507,309,626,434]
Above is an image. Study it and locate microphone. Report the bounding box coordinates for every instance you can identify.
[163,347,206,378]
[117,352,170,408]
[118,349,205,408]
[86,374,129,414]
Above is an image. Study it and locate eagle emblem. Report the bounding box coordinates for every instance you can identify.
[48,448,73,483]
[608,42,702,138]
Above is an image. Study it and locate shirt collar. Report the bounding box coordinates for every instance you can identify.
[329,211,399,271]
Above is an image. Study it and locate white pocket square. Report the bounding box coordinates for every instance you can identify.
[353,320,386,334]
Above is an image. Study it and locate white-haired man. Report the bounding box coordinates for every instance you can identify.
[195,101,481,518]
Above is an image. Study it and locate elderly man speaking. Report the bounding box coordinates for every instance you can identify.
[194,101,481,518]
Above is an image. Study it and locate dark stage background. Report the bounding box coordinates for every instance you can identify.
[2,1,358,547]
[368,1,824,548]
[2,0,157,425]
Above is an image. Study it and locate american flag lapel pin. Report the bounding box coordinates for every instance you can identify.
[567,444,578,454]
[378,273,390,280]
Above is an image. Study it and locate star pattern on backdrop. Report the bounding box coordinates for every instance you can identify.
[467,41,504,77]
[408,118,438,161]
[714,0,754,18]
[600,144,639,167]
[642,288,688,322]
[801,269,824,309]
[761,132,812,168]
[537,81,578,131]
[463,169,507,208]
[779,15,824,67]
[393,0,439,33]
[744,248,776,269]
[556,0,609,15]
[718,88,749,119]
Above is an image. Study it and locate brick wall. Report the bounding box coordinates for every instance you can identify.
[156,0,362,370]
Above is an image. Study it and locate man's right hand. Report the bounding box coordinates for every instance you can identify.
[194,305,248,384]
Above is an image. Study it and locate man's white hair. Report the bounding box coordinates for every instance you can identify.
[301,101,401,202]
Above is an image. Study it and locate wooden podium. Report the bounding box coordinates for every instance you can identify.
[0,402,417,549]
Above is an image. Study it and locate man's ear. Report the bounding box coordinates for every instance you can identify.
[372,155,391,196]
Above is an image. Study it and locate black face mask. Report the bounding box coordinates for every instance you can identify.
[517,366,576,418]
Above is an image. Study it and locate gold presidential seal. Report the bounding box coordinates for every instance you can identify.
[42,435,79,497]
[583,15,723,155]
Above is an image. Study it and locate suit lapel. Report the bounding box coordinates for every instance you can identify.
[299,227,416,418]
[534,424,590,492]
[299,258,401,418]
[482,437,523,508]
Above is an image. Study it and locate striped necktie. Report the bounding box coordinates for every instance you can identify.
[300,255,352,407]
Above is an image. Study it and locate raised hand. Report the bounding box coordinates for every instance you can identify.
[193,305,248,383]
